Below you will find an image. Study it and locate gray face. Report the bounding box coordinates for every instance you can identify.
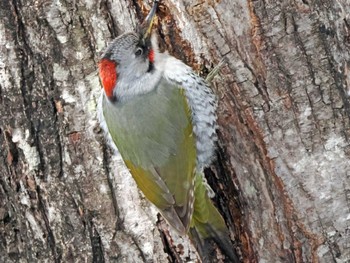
[102,32,153,79]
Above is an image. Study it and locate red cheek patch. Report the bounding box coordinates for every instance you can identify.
[148,49,155,63]
[98,59,117,99]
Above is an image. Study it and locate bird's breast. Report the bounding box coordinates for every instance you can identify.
[102,78,194,168]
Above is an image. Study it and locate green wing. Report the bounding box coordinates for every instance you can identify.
[103,79,196,234]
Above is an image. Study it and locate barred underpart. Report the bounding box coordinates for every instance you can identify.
[160,54,218,170]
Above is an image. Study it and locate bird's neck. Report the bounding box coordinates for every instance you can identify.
[113,68,162,102]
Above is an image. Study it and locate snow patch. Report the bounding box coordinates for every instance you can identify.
[64,150,71,166]
[12,129,40,171]
[57,35,68,44]
[26,211,45,243]
[19,181,30,206]
[53,63,69,81]
[61,89,76,103]
[48,206,61,225]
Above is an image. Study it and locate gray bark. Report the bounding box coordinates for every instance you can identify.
[1,0,350,262]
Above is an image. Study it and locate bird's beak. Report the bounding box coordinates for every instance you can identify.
[141,0,158,41]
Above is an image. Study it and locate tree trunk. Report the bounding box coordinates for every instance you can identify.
[1,0,349,262]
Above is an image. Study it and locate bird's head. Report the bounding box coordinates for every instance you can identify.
[98,1,158,101]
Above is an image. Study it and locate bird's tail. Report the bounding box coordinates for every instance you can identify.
[189,174,240,263]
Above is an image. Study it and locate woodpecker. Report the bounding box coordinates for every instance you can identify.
[98,1,238,262]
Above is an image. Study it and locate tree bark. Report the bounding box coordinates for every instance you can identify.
[1,0,349,262]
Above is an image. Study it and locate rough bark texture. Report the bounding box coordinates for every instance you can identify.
[1,0,349,262]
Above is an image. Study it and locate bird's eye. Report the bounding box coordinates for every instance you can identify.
[135,47,143,56]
